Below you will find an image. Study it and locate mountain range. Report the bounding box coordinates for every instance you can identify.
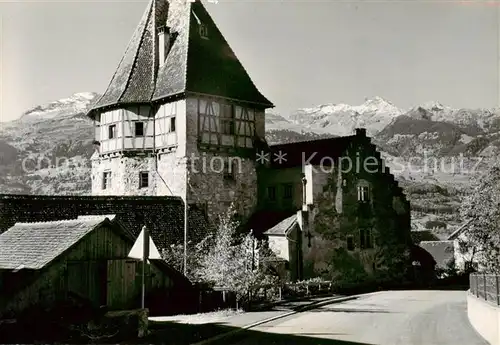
[1,93,497,237]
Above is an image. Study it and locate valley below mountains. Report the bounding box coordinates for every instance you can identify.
[1,93,497,238]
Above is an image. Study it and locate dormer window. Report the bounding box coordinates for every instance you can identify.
[199,24,208,39]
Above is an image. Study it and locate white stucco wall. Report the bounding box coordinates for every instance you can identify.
[468,291,500,345]
[268,236,289,261]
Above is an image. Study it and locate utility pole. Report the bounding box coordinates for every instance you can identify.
[498,2,500,107]
[183,196,188,276]
[141,225,149,309]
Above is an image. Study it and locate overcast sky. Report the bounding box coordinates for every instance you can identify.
[0,0,498,122]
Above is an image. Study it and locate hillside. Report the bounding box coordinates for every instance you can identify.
[1,93,496,235]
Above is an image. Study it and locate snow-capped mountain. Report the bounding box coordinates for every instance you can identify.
[19,92,99,122]
[283,96,403,137]
[405,101,500,133]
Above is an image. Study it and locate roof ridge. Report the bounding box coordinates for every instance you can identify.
[13,215,113,226]
[77,214,116,221]
[447,219,472,240]
[270,135,354,147]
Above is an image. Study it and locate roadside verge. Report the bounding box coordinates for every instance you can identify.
[190,294,359,345]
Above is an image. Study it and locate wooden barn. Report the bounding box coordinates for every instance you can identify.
[0,215,195,318]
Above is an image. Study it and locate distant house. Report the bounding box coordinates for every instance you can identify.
[0,215,195,318]
[416,220,479,273]
[447,220,479,272]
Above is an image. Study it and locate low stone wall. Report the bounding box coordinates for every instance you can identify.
[467,291,498,345]
[103,308,149,339]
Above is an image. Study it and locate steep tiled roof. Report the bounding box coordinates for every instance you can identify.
[264,214,298,236]
[0,215,116,270]
[89,0,273,117]
[179,1,273,106]
[419,240,455,269]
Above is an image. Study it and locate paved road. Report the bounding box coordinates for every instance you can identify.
[226,290,488,345]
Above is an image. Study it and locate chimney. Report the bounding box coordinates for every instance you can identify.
[355,128,366,137]
[157,25,171,68]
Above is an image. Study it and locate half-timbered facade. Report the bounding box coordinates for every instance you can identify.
[87,0,273,221]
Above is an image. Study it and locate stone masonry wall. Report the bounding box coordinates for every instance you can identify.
[301,135,412,285]
[184,97,259,224]
[187,152,257,222]
[156,151,187,199]
[91,154,157,196]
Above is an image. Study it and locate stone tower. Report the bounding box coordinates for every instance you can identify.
[87,0,274,223]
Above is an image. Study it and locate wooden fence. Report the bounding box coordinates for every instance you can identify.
[470,273,500,306]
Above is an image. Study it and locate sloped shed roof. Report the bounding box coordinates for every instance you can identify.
[264,214,298,236]
[0,215,116,270]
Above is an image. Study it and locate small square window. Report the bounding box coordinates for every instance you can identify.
[357,185,370,202]
[169,117,176,133]
[102,171,112,190]
[135,122,144,137]
[267,186,276,201]
[139,172,149,188]
[108,125,116,139]
[347,236,354,251]
[283,184,293,199]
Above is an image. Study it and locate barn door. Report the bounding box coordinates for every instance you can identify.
[66,261,104,307]
[106,260,138,310]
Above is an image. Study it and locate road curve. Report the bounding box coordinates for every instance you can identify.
[227,290,488,345]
